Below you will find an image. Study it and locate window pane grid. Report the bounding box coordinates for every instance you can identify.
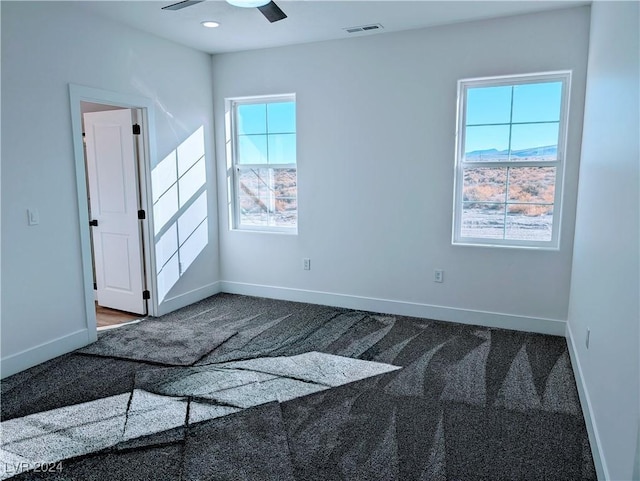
[463,81,561,164]
[234,100,296,166]
[235,167,297,229]
[461,203,554,242]
[462,164,556,234]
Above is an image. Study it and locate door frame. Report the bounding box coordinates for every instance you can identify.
[69,84,159,340]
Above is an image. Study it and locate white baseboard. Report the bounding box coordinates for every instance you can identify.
[1,329,91,379]
[157,281,222,317]
[566,322,608,481]
[219,281,566,336]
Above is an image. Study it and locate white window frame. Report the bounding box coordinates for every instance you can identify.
[452,71,571,250]
[227,94,297,234]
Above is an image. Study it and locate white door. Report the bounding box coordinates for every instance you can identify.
[84,109,146,315]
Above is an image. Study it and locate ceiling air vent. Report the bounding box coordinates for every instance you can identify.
[344,23,384,34]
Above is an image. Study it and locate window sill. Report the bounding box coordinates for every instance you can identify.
[452,240,560,251]
[231,227,298,235]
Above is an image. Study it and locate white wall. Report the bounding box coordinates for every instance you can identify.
[1,1,219,377]
[566,2,640,480]
[213,7,590,332]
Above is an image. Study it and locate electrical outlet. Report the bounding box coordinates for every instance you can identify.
[586,328,591,349]
[303,258,311,271]
[434,269,444,283]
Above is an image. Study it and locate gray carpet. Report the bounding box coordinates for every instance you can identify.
[77,314,238,365]
[0,293,596,481]
[183,402,296,481]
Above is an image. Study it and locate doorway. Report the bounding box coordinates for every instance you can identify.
[70,85,159,338]
[82,103,147,327]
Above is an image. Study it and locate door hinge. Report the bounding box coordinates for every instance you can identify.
[138,209,146,220]
[143,290,150,300]
[89,219,98,227]
[93,282,97,290]
[132,124,141,135]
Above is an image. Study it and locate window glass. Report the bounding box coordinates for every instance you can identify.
[237,104,266,134]
[237,134,268,164]
[464,125,510,159]
[237,167,297,228]
[463,167,507,202]
[466,85,512,125]
[512,82,562,123]
[267,102,296,133]
[461,203,506,239]
[510,123,559,159]
[267,134,296,164]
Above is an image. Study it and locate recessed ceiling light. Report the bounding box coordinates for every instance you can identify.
[227,0,269,7]
[201,20,220,28]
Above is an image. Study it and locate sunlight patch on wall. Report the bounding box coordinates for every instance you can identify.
[152,126,208,302]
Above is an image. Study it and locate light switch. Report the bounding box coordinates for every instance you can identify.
[27,208,40,226]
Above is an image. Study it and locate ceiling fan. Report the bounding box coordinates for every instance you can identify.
[162,0,287,23]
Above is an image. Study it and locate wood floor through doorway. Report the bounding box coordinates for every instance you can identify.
[95,303,140,328]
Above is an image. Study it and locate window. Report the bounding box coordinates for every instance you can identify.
[453,72,571,249]
[228,95,297,232]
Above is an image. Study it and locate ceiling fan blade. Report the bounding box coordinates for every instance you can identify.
[257,1,287,23]
[162,0,205,11]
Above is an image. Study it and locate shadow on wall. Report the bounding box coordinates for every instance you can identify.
[152,126,208,302]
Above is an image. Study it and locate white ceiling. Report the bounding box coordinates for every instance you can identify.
[78,0,589,55]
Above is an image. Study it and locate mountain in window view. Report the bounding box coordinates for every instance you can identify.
[466,145,557,161]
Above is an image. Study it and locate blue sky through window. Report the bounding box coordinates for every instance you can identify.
[237,101,296,165]
[267,102,296,133]
[237,104,266,135]
[464,81,562,156]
